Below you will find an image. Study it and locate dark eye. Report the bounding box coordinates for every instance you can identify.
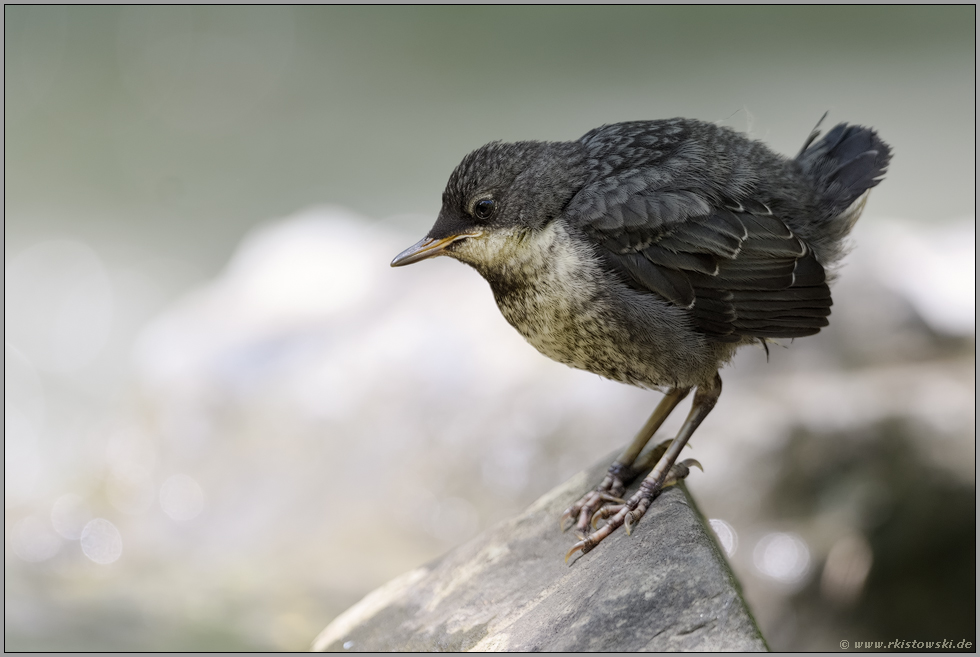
[473,198,496,220]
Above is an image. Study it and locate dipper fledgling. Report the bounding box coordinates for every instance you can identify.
[391,117,891,560]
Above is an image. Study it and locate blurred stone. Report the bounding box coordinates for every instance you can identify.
[312,455,767,652]
[753,418,977,650]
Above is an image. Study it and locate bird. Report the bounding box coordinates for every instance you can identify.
[390,116,892,561]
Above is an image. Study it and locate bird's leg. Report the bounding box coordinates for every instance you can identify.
[567,373,721,562]
[560,387,690,537]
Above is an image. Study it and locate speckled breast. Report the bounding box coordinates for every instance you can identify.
[487,237,670,391]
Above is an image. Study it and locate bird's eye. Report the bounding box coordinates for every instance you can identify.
[473,198,496,220]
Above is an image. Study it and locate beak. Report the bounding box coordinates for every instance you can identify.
[390,232,482,267]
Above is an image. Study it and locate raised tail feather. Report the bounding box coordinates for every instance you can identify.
[794,121,892,270]
[797,122,893,216]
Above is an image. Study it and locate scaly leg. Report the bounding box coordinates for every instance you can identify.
[566,373,721,562]
[560,387,690,537]
[588,456,702,529]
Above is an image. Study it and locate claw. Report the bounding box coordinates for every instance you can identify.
[624,511,635,536]
[565,539,591,563]
[662,457,706,488]
[598,492,626,504]
[680,458,703,472]
[559,510,574,532]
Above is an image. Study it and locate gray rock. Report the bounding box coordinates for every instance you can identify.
[312,454,768,652]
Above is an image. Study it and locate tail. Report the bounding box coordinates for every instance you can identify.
[795,121,892,269]
[797,121,892,217]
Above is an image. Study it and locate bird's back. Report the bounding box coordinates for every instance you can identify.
[575,118,890,262]
[565,118,892,345]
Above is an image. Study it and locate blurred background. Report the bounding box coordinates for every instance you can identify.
[4,6,975,651]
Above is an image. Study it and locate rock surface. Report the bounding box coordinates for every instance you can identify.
[312,454,768,652]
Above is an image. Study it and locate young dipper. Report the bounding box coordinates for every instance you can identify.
[391,117,891,560]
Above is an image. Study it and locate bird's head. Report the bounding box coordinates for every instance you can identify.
[391,140,586,272]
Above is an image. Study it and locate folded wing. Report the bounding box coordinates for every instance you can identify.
[567,187,832,343]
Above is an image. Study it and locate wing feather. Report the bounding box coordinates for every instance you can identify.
[566,121,834,341]
[570,192,832,339]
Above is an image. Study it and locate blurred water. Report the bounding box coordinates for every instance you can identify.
[5,7,975,262]
[4,6,976,651]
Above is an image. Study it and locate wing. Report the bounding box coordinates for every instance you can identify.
[567,188,832,343]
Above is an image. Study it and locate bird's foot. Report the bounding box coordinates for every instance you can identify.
[565,458,702,563]
[559,466,631,539]
[560,439,677,538]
